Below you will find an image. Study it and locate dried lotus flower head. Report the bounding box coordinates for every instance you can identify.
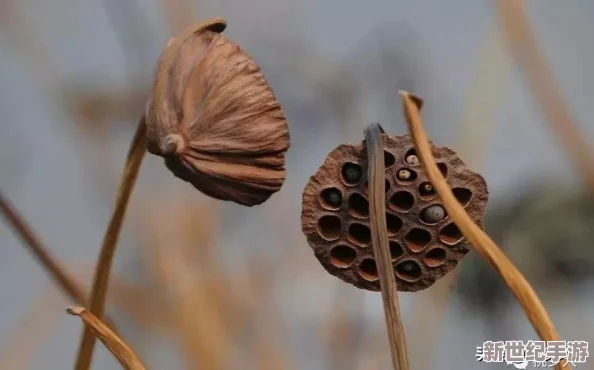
[144,18,290,206]
[301,134,488,292]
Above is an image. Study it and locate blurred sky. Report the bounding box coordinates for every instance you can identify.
[1,1,594,369]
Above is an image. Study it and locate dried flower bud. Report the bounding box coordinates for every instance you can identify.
[301,134,488,292]
[144,18,290,206]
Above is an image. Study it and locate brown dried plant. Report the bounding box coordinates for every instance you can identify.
[68,307,146,370]
[400,91,567,370]
[75,17,291,369]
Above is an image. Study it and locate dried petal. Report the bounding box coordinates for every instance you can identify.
[145,19,290,206]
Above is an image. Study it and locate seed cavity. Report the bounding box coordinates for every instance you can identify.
[439,223,464,245]
[329,245,357,268]
[405,228,431,252]
[389,191,414,212]
[386,213,403,235]
[320,187,343,210]
[424,248,447,267]
[404,148,419,166]
[452,187,472,206]
[359,259,378,281]
[348,223,371,246]
[348,193,369,218]
[395,260,422,281]
[342,162,363,185]
[317,216,342,241]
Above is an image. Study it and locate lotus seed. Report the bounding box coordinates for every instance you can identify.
[397,169,411,180]
[405,155,419,165]
[342,163,362,184]
[322,188,342,207]
[423,183,433,192]
[421,204,446,223]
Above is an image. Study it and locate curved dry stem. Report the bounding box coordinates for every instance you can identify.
[495,0,594,193]
[68,307,146,370]
[74,117,147,370]
[364,123,410,370]
[400,91,566,370]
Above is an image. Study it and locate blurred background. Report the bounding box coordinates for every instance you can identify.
[1,0,594,369]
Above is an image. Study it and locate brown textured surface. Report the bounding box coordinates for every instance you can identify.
[301,134,488,292]
[144,19,290,207]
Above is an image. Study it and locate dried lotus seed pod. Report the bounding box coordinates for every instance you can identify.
[301,134,488,292]
[144,18,290,207]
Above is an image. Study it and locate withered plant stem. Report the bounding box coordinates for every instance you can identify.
[400,91,567,370]
[495,0,594,193]
[68,307,146,370]
[364,122,410,370]
[74,117,147,370]
[0,190,118,329]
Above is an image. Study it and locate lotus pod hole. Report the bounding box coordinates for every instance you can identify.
[342,163,363,185]
[330,245,357,268]
[301,133,489,292]
[389,241,404,260]
[437,162,448,178]
[384,150,396,168]
[317,215,341,240]
[424,247,447,267]
[440,223,464,245]
[396,168,417,183]
[320,188,343,210]
[404,148,420,166]
[453,187,472,206]
[419,182,436,199]
[348,223,372,246]
[359,259,379,281]
[396,260,422,281]
[389,191,415,212]
[405,228,432,252]
[386,213,403,235]
[420,204,447,225]
[348,193,369,218]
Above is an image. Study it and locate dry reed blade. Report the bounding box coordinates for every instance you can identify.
[495,0,594,192]
[67,307,146,370]
[400,91,567,370]
[412,25,511,370]
[74,117,147,370]
[363,122,410,370]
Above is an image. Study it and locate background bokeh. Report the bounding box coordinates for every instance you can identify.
[1,1,594,369]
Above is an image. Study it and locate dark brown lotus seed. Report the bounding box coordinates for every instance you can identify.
[342,163,362,184]
[421,205,446,224]
[321,188,342,208]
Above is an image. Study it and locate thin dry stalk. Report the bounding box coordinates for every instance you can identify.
[0,190,87,305]
[0,190,119,329]
[74,118,147,370]
[363,123,410,370]
[495,0,594,192]
[400,91,567,370]
[67,307,146,370]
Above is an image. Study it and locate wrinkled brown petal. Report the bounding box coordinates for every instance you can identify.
[145,21,290,206]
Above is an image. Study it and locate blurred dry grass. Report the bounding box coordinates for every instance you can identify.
[1,0,593,369]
